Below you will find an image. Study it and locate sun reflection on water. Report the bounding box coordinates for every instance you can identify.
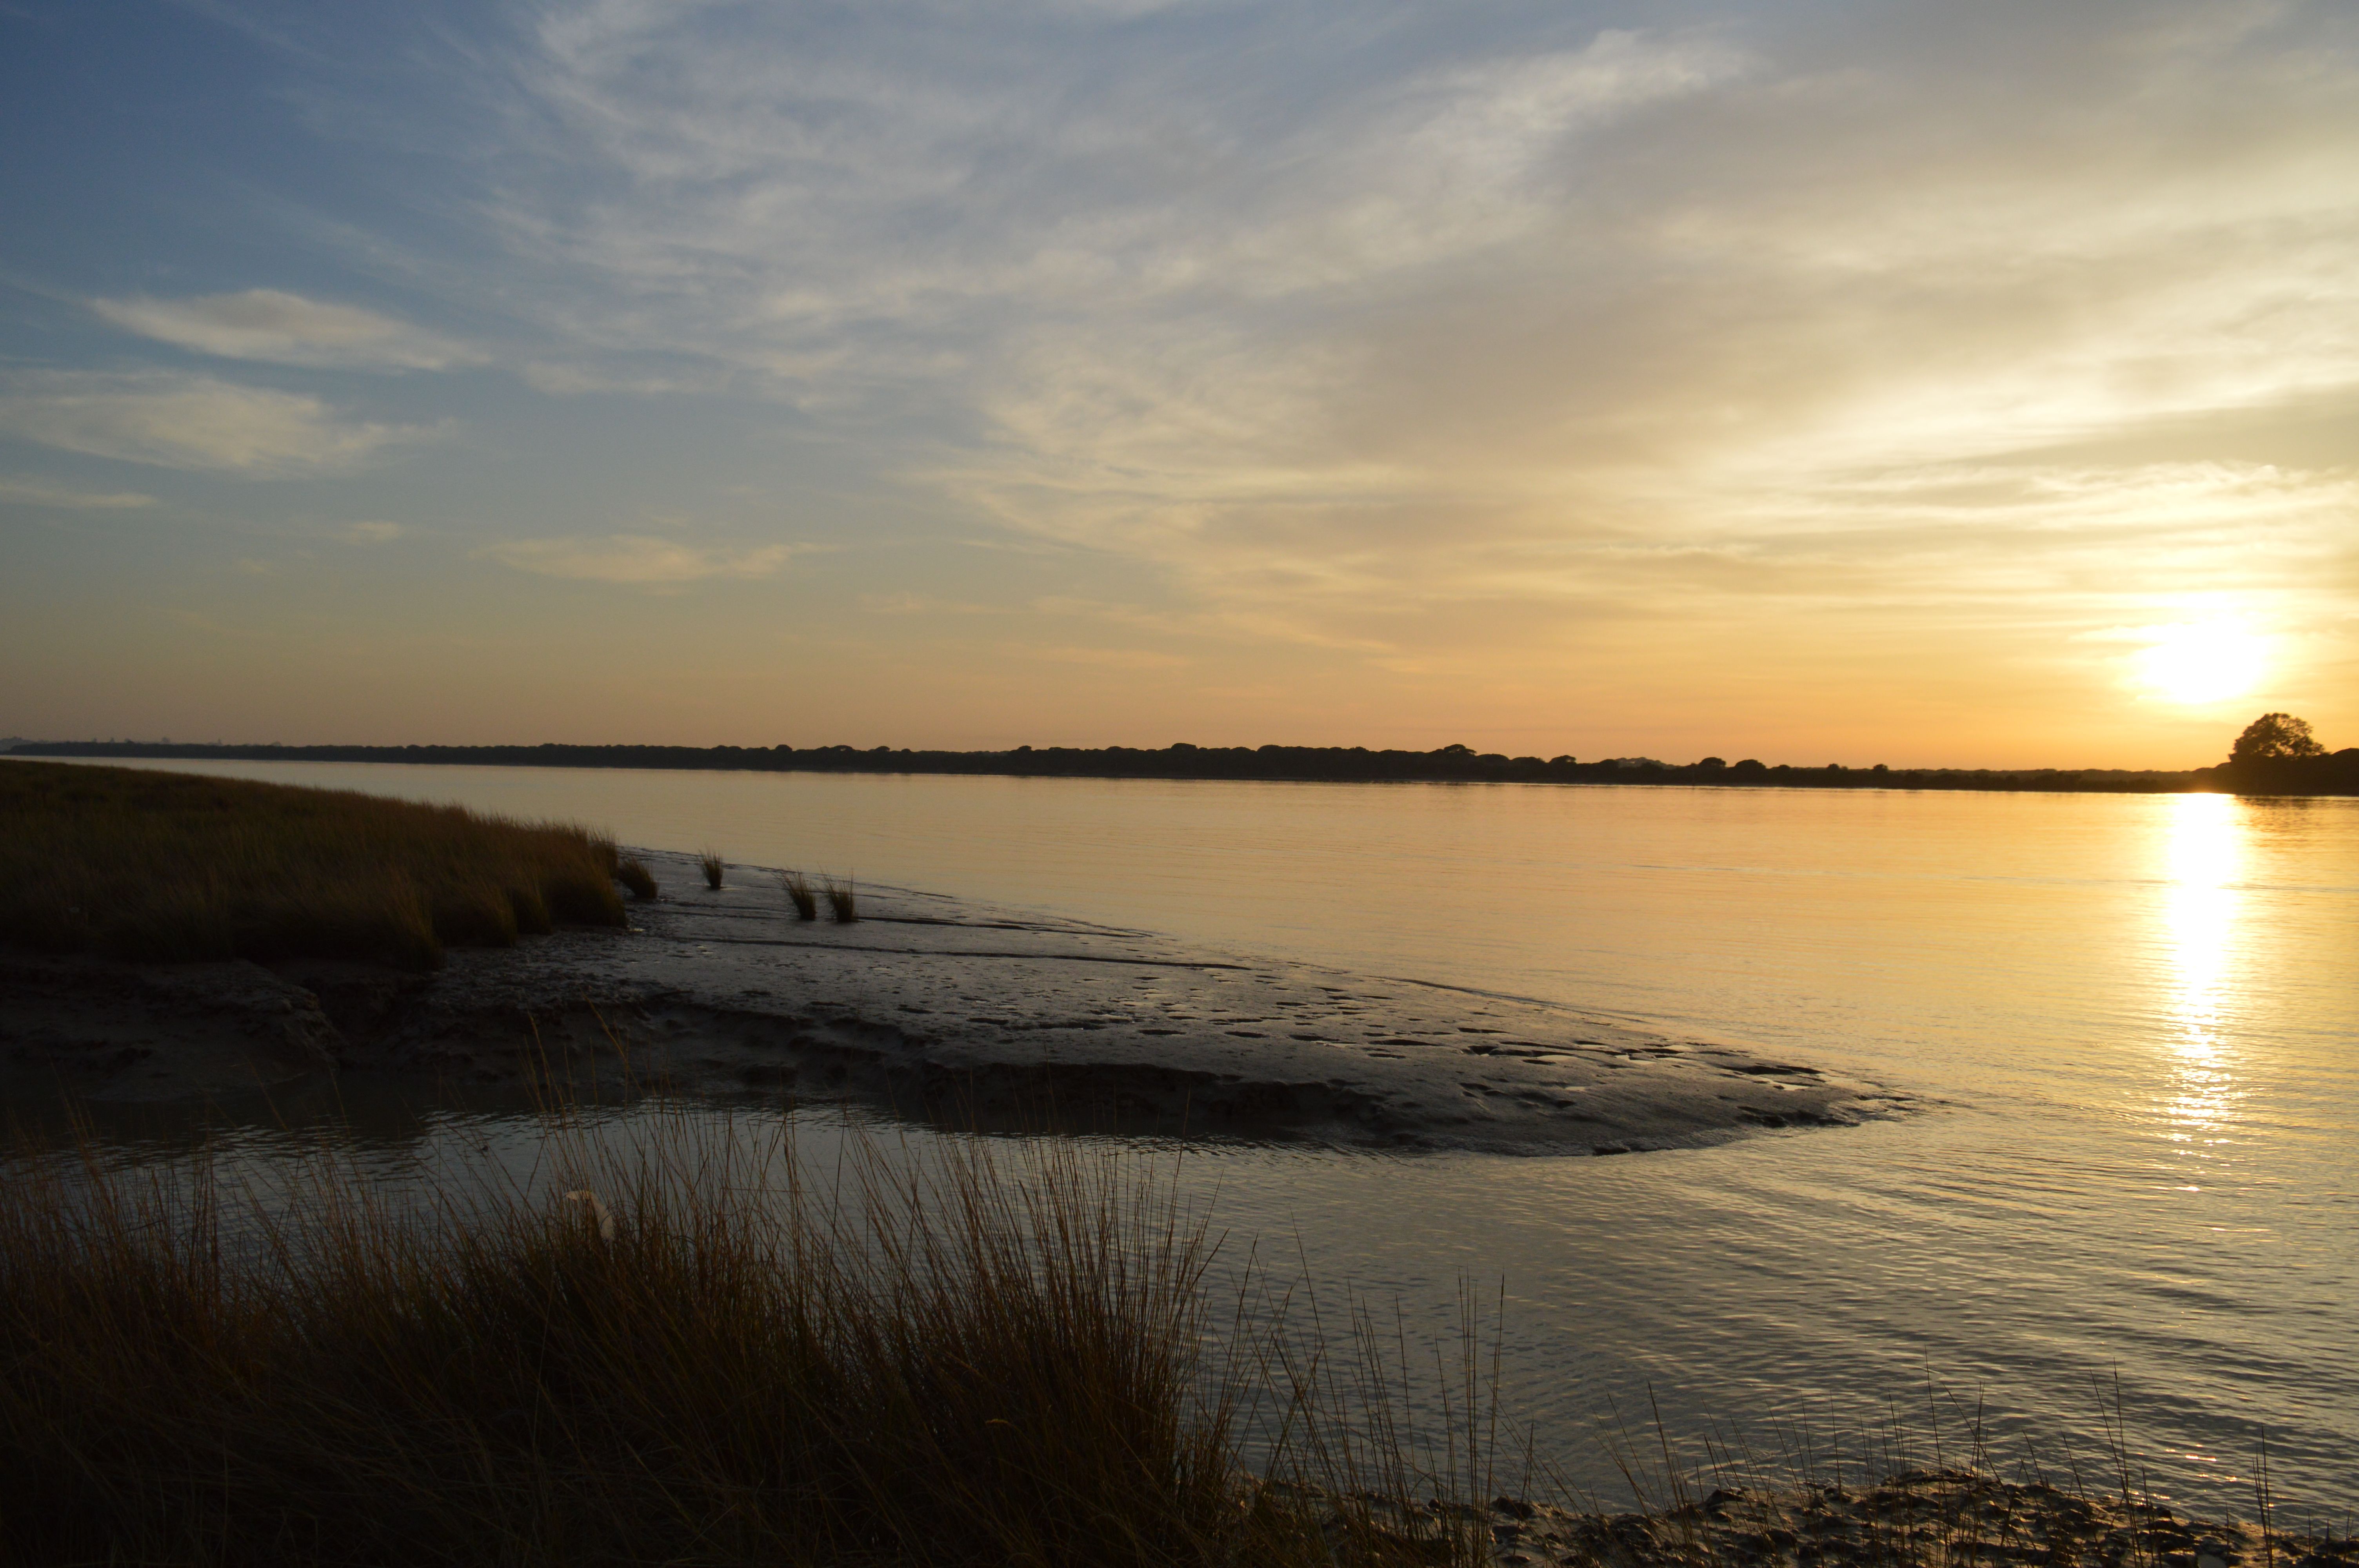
[2157,793,2246,1148]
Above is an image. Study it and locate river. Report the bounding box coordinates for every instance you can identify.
[27,759,2359,1516]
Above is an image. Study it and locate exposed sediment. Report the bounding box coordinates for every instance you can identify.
[1,848,1914,1152]
[1460,1470,2352,1568]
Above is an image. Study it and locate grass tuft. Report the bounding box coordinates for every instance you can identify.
[698,848,725,890]
[614,855,658,901]
[0,759,623,973]
[824,873,858,923]
[780,870,818,920]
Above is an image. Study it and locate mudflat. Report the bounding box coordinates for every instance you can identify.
[0,848,1912,1152]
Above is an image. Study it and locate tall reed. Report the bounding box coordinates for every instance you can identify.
[698,848,725,889]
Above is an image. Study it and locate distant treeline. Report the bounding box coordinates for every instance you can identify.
[15,738,2353,794]
[12,739,2354,795]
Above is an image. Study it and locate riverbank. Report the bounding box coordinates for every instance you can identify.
[0,759,625,969]
[1478,1471,2354,1568]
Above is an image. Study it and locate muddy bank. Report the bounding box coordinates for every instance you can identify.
[1462,1470,2352,1568]
[1,848,1914,1152]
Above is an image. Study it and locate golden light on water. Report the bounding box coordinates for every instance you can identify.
[2159,792,2244,1145]
[2134,621,2268,706]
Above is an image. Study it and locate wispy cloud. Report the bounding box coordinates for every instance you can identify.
[471,1,2359,653]
[479,533,798,584]
[520,360,710,397]
[339,520,405,544]
[91,290,486,372]
[0,371,428,476]
[0,477,156,509]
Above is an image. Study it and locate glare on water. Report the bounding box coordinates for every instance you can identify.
[2158,791,2245,1147]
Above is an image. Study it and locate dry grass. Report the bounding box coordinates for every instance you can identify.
[0,1103,1481,1568]
[699,849,726,890]
[614,855,658,901]
[0,759,624,972]
[825,874,859,924]
[781,870,818,920]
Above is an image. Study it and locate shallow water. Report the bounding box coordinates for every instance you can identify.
[25,759,2359,1514]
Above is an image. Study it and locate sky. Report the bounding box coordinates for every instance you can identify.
[2,0,2353,766]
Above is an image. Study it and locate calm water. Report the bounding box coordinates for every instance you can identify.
[42,760,2359,1513]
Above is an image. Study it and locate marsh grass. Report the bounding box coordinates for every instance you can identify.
[781,870,818,920]
[825,873,859,923]
[614,855,658,901]
[0,1100,1486,1568]
[0,759,623,972]
[699,848,726,889]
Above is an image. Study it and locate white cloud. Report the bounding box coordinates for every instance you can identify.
[479,4,2358,563]
[478,534,797,584]
[496,16,1739,356]
[340,520,405,544]
[91,290,487,372]
[0,477,156,509]
[0,371,428,475]
[520,361,703,397]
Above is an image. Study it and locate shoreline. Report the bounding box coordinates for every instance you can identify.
[1,845,1914,1152]
[1458,1470,2357,1568]
[18,739,2354,796]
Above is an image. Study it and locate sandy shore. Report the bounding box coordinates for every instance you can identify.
[1,847,1914,1151]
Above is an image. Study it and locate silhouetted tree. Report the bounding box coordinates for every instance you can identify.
[2229,712,2325,763]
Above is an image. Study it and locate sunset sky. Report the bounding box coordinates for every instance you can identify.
[2,0,2352,766]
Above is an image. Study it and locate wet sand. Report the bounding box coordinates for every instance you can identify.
[1,848,1913,1152]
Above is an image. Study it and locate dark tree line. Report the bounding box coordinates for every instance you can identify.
[2211,712,2355,793]
[13,715,2347,795]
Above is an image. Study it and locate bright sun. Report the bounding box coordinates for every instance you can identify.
[2134,621,2268,705]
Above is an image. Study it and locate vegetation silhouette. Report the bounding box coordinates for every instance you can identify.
[2214,711,2353,795]
[2230,711,2326,762]
[14,714,2353,796]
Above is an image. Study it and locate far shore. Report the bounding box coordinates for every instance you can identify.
[15,737,2359,795]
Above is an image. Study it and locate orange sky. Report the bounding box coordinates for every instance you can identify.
[2,2,2352,767]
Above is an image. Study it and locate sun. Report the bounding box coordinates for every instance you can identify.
[2134,621,2267,706]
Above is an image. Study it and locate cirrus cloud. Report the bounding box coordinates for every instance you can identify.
[91,289,488,372]
[0,477,157,509]
[478,533,799,584]
[0,370,430,476]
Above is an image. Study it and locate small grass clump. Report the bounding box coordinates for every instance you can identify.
[0,1109,1470,1568]
[614,855,658,901]
[825,873,859,923]
[781,869,818,920]
[0,759,623,972]
[698,848,725,889]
